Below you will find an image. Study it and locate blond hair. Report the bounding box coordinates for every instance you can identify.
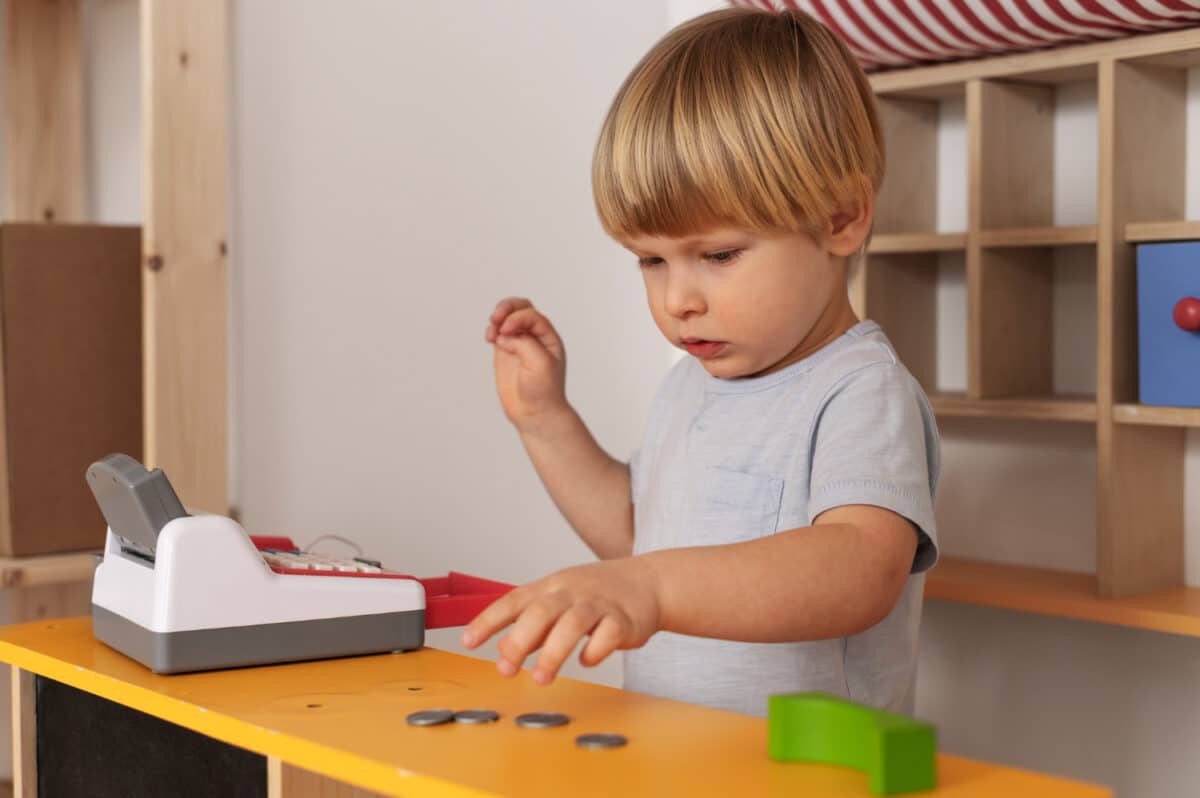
[592,7,884,245]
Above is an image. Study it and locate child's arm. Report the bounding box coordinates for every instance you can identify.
[486,297,634,560]
[645,504,917,641]
[461,503,917,684]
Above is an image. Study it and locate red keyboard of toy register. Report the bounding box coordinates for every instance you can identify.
[248,536,517,629]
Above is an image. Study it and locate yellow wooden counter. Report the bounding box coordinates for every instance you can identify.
[0,617,1108,797]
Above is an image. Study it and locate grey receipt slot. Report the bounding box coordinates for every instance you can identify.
[85,453,189,561]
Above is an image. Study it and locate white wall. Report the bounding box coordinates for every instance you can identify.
[9,0,1200,794]
[228,0,667,683]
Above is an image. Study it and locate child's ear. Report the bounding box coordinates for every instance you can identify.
[824,175,874,258]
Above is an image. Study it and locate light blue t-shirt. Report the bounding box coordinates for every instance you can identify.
[625,320,940,716]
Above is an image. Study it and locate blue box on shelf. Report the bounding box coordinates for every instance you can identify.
[1138,241,1200,407]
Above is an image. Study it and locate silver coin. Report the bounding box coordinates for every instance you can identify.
[454,709,501,724]
[406,709,455,727]
[576,733,628,749]
[515,712,570,728]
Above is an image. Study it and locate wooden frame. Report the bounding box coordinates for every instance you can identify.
[10,670,33,798]
[141,0,229,515]
[866,28,1200,620]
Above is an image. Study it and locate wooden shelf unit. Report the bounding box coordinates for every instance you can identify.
[864,29,1200,611]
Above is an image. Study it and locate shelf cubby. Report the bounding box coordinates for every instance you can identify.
[1111,52,1198,245]
[971,244,1097,403]
[974,246,1055,398]
[853,251,940,392]
[973,79,1057,231]
[871,87,966,242]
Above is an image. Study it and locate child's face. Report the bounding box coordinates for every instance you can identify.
[622,227,853,380]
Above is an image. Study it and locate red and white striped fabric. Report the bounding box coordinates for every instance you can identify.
[730,1,1200,70]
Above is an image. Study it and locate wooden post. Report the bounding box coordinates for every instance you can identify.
[267,757,388,798]
[10,670,34,798]
[4,0,85,222]
[965,79,983,399]
[141,0,229,513]
[0,555,95,796]
[1094,58,1186,597]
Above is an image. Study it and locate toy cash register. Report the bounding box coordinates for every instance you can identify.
[86,453,512,674]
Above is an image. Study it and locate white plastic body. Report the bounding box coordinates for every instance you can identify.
[91,515,425,633]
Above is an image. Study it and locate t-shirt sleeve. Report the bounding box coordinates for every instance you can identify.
[807,362,940,573]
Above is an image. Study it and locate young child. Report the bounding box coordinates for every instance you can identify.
[462,6,939,717]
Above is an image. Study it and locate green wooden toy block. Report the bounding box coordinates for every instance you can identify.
[768,692,937,795]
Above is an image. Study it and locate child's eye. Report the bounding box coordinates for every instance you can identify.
[705,249,742,264]
[637,256,664,269]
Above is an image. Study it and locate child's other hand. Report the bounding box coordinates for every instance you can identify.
[460,558,661,684]
[485,297,568,433]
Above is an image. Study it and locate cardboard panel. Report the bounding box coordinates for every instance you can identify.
[0,225,142,556]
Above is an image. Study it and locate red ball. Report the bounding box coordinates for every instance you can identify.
[1175,297,1200,332]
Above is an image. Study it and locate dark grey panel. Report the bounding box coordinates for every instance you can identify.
[93,605,425,673]
[37,676,266,798]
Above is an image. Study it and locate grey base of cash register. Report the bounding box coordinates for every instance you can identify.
[92,605,426,674]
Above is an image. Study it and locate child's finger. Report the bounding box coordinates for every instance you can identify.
[531,606,600,685]
[497,307,544,336]
[490,297,532,325]
[579,615,625,667]
[484,318,509,343]
[461,589,523,650]
[495,594,567,677]
[493,634,529,677]
[498,308,564,359]
[494,333,556,374]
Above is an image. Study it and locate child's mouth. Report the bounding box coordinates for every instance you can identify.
[681,339,726,359]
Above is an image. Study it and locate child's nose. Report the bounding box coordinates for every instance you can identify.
[664,271,706,319]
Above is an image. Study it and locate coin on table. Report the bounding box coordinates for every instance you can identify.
[515,712,570,728]
[576,733,628,749]
[454,709,501,724]
[406,709,455,727]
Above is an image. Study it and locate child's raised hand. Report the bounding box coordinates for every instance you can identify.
[486,297,568,432]
[460,558,662,684]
